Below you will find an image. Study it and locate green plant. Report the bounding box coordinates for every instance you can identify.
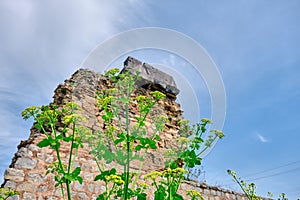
[22,68,224,199]
[228,170,291,200]
[89,69,167,199]
[166,118,224,169]
[227,170,261,200]
[0,187,19,200]
[87,68,224,199]
[22,102,84,200]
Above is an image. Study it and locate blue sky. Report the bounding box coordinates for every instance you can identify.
[1,1,300,199]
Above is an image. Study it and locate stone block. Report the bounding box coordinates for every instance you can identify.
[88,183,95,193]
[3,181,17,189]
[37,152,53,163]
[23,192,36,200]
[14,157,37,169]
[122,56,180,96]
[7,195,19,200]
[17,182,37,192]
[46,196,59,200]
[4,168,25,182]
[73,181,84,191]
[16,147,33,157]
[28,172,46,183]
[38,185,48,193]
[78,192,88,200]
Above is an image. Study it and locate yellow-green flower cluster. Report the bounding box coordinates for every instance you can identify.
[145,168,187,181]
[46,162,66,174]
[210,129,225,139]
[144,171,163,181]
[105,174,124,185]
[186,189,204,200]
[162,168,187,177]
[21,106,41,119]
[201,118,212,124]
[136,95,148,102]
[177,137,190,145]
[63,113,86,124]
[0,187,19,198]
[227,169,237,178]
[104,68,120,78]
[138,182,150,189]
[63,102,81,111]
[107,88,118,94]
[150,91,166,100]
[178,119,190,125]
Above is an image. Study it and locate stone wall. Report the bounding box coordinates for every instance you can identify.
[1,58,260,199]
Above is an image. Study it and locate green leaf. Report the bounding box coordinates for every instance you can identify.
[114,138,124,145]
[154,185,167,200]
[62,135,72,142]
[96,194,105,200]
[38,138,50,147]
[155,135,160,140]
[135,145,143,151]
[137,193,147,200]
[94,174,102,181]
[72,167,81,176]
[173,193,184,200]
[77,176,83,184]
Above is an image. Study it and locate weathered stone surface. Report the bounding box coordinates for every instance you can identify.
[4,168,24,182]
[28,172,46,183]
[78,192,88,200]
[122,56,180,96]
[7,195,19,200]
[16,147,33,157]
[37,152,53,163]
[22,192,36,200]
[38,185,48,193]
[0,57,256,200]
[17,182,37,192]
[3,180,17,189]
[14,157,37,169]
[46,196,59,200]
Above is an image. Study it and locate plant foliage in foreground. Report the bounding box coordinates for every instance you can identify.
[20,68,224,199]
[227,169,292,200]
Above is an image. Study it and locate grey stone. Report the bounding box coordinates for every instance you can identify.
[4,168,25,182]
[73,181,84,191]
[46,196,59,200]
[78,192,88,200]
[38,185,48,193]
[203,189,210,195]
[7,195,19,200]
[28,144,40,151]
[28,172,46,183]
[17,182,37,192]
[83,172,94,181]
[3,181,17,189]
[88,183,94,193]
[16,147,33,157]
[14,157,37,169]
[37,152,53,163]
[54,188,63,197]
[121,56,180,96]
[23,192,36,200]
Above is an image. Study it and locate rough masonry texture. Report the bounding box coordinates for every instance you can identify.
[1,57,262,199]
[122,56,180,98]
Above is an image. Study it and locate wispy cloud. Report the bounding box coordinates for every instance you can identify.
[0,0,150,182]
[256,132,268,143]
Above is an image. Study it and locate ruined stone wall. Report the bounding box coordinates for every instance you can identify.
[1,60,257,200]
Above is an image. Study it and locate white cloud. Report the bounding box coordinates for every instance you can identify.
[0,0,150,183]
[257,132,268,143]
